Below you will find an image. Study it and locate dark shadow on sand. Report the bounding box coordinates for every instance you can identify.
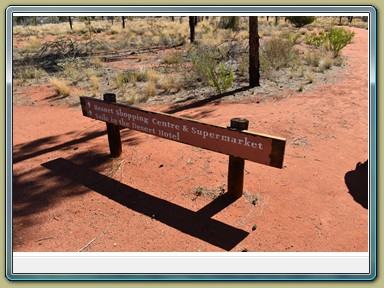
[345,160,368,209]
[42,158,249,251]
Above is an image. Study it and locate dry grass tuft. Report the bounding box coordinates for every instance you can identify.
[89,75,101,96]
[159,74,182,93]
[306,72,315,84]
[50,78,71,97]
[144,80,156,100]
[146,69,160,83]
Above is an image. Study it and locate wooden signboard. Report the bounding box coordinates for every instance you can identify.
[80,96,286,168]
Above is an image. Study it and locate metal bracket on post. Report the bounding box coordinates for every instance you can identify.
[227,118,249,199]
[103,93,122,158]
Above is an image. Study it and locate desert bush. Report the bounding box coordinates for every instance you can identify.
[106,25,122,35]
[115,72,132,87]
[50,78,71,97]
[189,46,234,93]
[160,74,182,93]
[260,36,299,71]
[135,69,149,82]
[189,46,219,82]
[158,33,185,46]
[162,52,183,65]
[58,61,85,84]
[238,51,249,77]
[280,30,302,44]
[115,69,148,87]
[21,36,42,53]
[13,66,46,80]
[304,49,324,67]
[259,24,278,37]
[90,56,103,68]
[286,16,316,28]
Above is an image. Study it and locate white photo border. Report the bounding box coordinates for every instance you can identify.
[6,5,377,281]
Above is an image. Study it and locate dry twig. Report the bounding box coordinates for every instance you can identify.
[78,238,97,252]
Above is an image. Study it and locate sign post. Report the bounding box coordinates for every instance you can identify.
[227,118,249,199]
[103,93,122,158]
[80,95,286,198]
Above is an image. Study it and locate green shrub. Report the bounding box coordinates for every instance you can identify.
[286,16,316,28]
[206,63,234,94]
[189,46,218,82]
[280,30,302,44]
[189,46,233,93]
[305,31,326,48]
[324,27,355,57]
[305,27,355,57]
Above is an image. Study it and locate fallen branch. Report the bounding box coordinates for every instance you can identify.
[293,136,307,142]
[107,159,125,176]
[78,238,96,252]
[35,237,53,242]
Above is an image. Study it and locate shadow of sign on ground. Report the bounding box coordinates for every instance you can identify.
[344,160,368,209]
[42,158,249,251]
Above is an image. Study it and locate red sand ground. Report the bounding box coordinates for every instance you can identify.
[12,28,368,252]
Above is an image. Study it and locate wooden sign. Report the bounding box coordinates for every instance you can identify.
[80,96,286,168]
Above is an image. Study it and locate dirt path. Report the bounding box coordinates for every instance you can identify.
[12,27,368,252]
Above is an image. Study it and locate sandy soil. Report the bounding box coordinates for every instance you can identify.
[12,27,369,252]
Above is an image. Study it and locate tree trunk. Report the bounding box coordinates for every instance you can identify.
[68,16,73,30]
[189,16,197,43]
[249,16,260,87]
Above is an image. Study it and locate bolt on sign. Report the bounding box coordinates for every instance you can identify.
[80,96,286,168]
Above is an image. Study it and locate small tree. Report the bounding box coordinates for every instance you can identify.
[286,16,316,28]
